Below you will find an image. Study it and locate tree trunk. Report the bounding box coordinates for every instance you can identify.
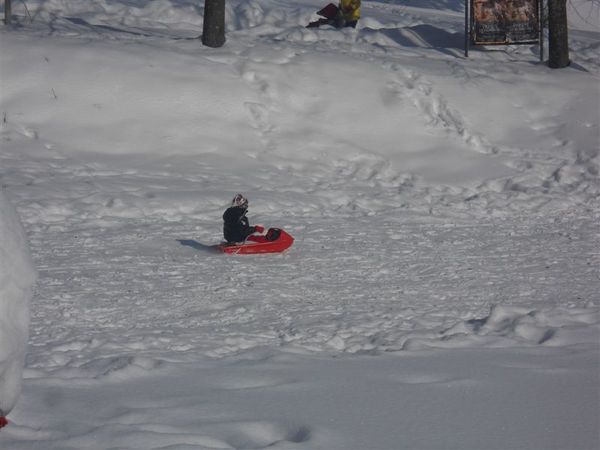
[202,0,226,48]
[547,0,570,68]
[5,0,12,26]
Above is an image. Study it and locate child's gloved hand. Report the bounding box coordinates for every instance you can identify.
[254,225,265,233]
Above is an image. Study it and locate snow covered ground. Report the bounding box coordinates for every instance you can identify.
[0,191,36,423]
[0,0,599,448]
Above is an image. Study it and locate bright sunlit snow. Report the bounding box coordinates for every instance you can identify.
[0,0,598,448]
[0,192,36,419]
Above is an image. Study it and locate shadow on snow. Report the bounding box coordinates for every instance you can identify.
[177,239,219,253]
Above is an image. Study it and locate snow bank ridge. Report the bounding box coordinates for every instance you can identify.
[403,304,600,351]
[283,305,599,356]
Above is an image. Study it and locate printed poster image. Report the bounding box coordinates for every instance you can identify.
[471,0,539,44]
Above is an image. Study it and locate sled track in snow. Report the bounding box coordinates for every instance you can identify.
[25,212,600,375]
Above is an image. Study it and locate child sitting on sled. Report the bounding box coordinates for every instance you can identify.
[306,0,361,29]
[223,194,265,243]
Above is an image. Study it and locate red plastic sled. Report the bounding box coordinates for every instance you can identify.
[217,228,294,255]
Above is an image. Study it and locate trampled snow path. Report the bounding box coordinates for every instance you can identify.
[1,135,596,371]
[25,212,599,369]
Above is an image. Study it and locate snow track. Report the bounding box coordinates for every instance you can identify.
[22,207,599,375]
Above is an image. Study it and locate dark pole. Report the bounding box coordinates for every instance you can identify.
[4,0,11,26]
[465,0,470,57]
[547,0,570,68]
[539,0,544,62]
[202,0,226,48]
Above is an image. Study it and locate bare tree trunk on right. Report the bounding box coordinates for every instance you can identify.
[202,0,226,48]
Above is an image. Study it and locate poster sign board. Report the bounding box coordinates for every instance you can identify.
[471,0,540,44]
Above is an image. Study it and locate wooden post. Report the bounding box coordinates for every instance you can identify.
[547,0,570,68]
[202,0,226,48]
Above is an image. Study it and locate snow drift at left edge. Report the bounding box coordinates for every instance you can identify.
[0,190,37,425]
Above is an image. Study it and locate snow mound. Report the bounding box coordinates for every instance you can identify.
[19,0,204,31]
[403,305,600,351]
[0,191,36,416]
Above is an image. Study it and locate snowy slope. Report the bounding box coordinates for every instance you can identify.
[0,0,598,448]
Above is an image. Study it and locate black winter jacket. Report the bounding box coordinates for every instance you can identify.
[223,206,256,243]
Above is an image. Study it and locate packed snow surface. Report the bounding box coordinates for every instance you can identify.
[0,0,598,448]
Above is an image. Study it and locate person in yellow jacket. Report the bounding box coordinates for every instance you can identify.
[337,0,361,28]
[307,0,361,29]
